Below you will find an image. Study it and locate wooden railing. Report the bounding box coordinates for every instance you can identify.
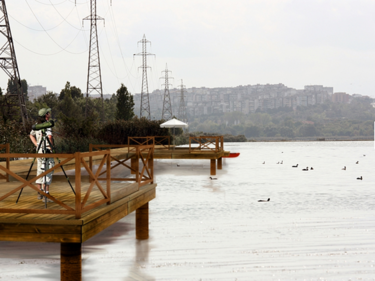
[0,144,10,182]
[189,136,224,153]
[151,136,170,150]
[128,137,155,146]
[0,150,111,219]
[90,143,154,188]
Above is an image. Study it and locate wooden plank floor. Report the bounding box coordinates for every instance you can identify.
[0,180,138,221]
[0,183,156,243]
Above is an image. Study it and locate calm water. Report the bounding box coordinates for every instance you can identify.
[1,141,375,280]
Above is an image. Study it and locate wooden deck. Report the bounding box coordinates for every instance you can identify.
[0,180,156,243]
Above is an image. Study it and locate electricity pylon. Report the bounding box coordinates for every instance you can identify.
[178,79,187,122]
[134,35,154,119]
[160,64,173,120]
[83,0,104,120]
[0,0,28,128]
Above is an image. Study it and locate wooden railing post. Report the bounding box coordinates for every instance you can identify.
[6,143,9,182]
[148,147,154,184]
[75,152,81,219]
[106,150,111,205]
[135,147,140,187]
[89,144,93,183]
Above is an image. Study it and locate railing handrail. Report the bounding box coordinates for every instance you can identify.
[149,136,170,150]
[90,142,154,189]
[189,136,224,153]
[0,150,112,219]
[0,142,155,218]
[128,136,155,146]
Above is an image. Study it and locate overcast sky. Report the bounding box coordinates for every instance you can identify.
[4,0,375,97]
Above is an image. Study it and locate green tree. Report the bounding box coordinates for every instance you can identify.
[7,79,28,101]
[244,125,261,137]
[59,81,83,100]
[115,84,134,121]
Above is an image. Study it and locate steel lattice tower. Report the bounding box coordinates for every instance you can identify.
[160,64,173,120]
[83,0,104,119]
[134,35,154,119]
[0,0,28,128]
[178,79,187,122]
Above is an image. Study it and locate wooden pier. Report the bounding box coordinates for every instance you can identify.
[0,142,155,281]
[128,136,230,175]
[0,136,230,280]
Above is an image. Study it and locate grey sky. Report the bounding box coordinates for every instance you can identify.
[4,0,375,97]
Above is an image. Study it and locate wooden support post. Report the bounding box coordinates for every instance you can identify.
[61,243,82,281]
[136,202,149,240]
[131,157,137,174]
[210,159,216,175]
[217,157,222,170]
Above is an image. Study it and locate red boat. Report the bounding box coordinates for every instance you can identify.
[223,152,240,158]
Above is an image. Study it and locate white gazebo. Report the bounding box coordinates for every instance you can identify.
[160,118,188,149]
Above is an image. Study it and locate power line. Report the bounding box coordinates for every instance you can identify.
[9,6,78,31]
[48,0,87,31]
[24,0,87,54]
[107,4,136,91]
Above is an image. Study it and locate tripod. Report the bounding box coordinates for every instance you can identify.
[16,129,76,208]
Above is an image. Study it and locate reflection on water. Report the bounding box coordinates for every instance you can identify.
[1,141,375,280]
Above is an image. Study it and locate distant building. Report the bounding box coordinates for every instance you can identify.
[28,85,47,101]
[332,92,350,103]
[133,83,334,118]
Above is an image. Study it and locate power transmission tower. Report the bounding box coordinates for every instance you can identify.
[178,79,187,122]
[83,0,104,120]
[134,35,154,119]
[0,0,28,128]
[160,64,173,120]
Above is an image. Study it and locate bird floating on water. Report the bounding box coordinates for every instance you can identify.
[310,167,313,170]
[342,166,346,170]
[292,164,298,168]
[356,161,359,164]
[357,176,363,180]
[210,177,217,180]
[262,161,265,164]
[281,161,283,164]
[302,167,309,171]
[258,198,270,202]
[277,162,280,164]
[177,164,180,167]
